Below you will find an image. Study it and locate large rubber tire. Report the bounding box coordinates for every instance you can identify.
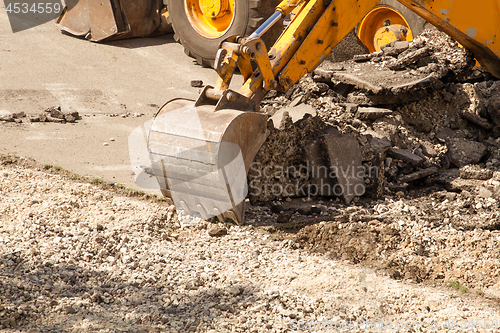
[357,0,432,53]
[166,0,282,67]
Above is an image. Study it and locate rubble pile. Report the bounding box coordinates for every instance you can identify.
[0,106,80,123]
[250,30,500,206]
[242,30,500,290]
[2,157,500,332]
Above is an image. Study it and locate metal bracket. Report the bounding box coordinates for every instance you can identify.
[240,37,277,91]
[215,90,258,112]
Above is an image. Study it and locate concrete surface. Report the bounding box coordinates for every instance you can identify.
[0,0,236,193]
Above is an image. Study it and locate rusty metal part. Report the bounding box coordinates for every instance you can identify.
[54,0,91,37]
[148,99,269,224]
[195,86,259,112]
[55,0,168,42]
[240,38,277,91]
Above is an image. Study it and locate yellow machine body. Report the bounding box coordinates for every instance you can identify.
[399,0,500,78]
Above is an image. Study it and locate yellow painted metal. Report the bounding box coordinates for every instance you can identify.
[185,0,235,38]
[234,0,500,103]
[199,0,229,19]
[275,0,304,16]
[241,39,277,91]
[357,6,413,53]
[278,0,382,91]
[373,24,407,51]
[398,0,500,78]
[215,49,239,92]
[238,0,325,101]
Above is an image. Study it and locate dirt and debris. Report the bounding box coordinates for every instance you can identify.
[252,29,499,204]
[242,29,500,295]
[2,17,500,331]
[2,106,83,124]
[2,156,500,332]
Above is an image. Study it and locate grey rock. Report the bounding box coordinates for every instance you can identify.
[297,207,312,215]
[355,107,393,121]
[310,206,322,214]
[46,106,63,119]
[389,46,431,70]
[191,80,203,88]
[487,94,500,126]
[371,136,392,152]
[435,128,454,142]
[64,112,80,123]
[208,227,228,237]
[66,306,78,314]
[12,111,25,118]
[328,29,370,62]
[226,286,241,295]
[399,167,439,183]
[270,104,317,129]
[270,204,284,214]
[347,89,429,107]
[46,116,65,123]
[277,212,292,223]
[478,187,493,198]
[344,103,359,114]
[372,116,401,143]
[381,41,410,56]
[0,110,14,122]
[359,130,391,162]
[353,53,373,62]
[304,135,336,196]
[321,129,364,203]
[420,142,438,158]
[461,111,493,130]
[389,148,424,166]
[446,138,487,167]
[459,165,494,180]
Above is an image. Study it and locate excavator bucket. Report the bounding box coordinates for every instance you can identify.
[147,95,269,224]
[55,0,169,41]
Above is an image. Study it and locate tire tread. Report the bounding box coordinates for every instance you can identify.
[167,0,282,67]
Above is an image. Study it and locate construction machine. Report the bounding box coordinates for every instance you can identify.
[56,0,430,66]
[57,0,500,224]
[146,0,500,224]
[55,0,284,67]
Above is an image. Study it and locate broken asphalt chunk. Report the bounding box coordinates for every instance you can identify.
[389,148,424,166]
[399,167,438,183]
[446,138,487,167]
[388,46,431,70]
[355,107,393,121]
[321,129,364,204]
[460,111,493,130]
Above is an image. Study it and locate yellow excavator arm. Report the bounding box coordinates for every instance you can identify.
[213,0,500,104]
[148,0,500,224]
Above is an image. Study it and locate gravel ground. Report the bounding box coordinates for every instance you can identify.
[1,157,500,333]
